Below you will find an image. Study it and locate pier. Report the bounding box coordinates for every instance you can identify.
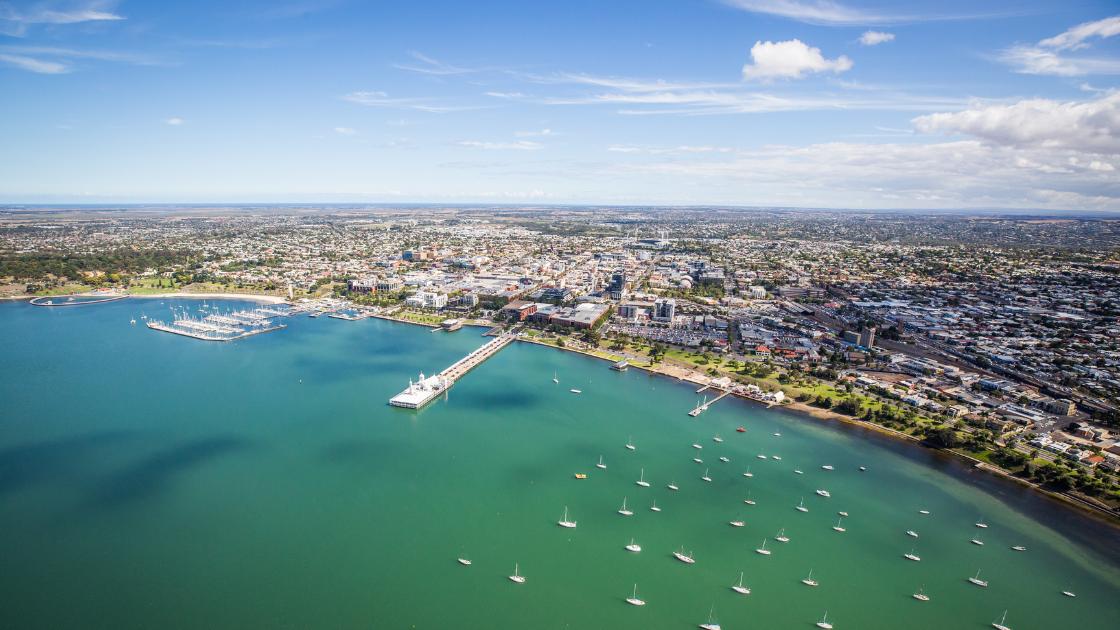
[389,333,515,409]
[145,304,292,342]
[687,389,732,417]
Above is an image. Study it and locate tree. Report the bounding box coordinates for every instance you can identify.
[924,426,960,449]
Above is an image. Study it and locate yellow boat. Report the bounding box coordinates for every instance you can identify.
[574,473,588,479]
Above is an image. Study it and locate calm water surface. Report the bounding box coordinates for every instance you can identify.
[1,299,1118,629]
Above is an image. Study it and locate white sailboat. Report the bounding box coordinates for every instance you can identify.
[596,455,607,469]
[757,454,767,460]
[755,539,771,555]
[673,546,695,564]
[729,517,745,527]
[832,517,846,533]
[913,586,929,601]
[713,434,723,443]
[816,489,831,497]
[618,497,633,516]
[558,506,577,528]
[919,509,930,515]
[743,492,756,505]
[509,563,525,583]
[693,457,704,464]
[796,497,809,513]
[802,569,819,587]
[838,511,849,517]
[457,555,472,566]
[569,388,582,394]
[794,469,803,474]
[699,605,721,630]
[742,467,753,478]
[1061,589,1077,598]
[553,371,559,384]
[772,455,783,461]
[816,611,833,629]
[636,468,650,487]
[626,436,636,451]
[625,538,642,552]
[775,528,789,543]
[626,583,646,606]
[667,480,679,491]
[732,571,750,595]
[821,464,834,471]
[650,500,661,512]
[903,548,921,562]
[906,530,919,538]
[701,468,712,482]
[971,536,985,546]
[1011,545,1026,552]
[719,456,730,463]
[969,569,989,587]
[976,518,988,529]
[692,442,703,450]
[991,610,1011,630]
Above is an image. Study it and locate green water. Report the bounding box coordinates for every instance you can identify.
[1,299,1117,629]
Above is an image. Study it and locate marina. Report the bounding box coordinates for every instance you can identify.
[144,304,292,341]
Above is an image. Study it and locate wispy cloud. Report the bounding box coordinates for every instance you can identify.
[0,52,67,73]
[998,15,1120,76]
[457,140,542,150]
[515,128,554,137]
[165,117,184,126]
[0,45,162,66]
[394,51,483,76]
[333,126,356,135]
[0,0,124,36]
[342,90,485,113]
[608,145,735,154]
[717,0,910,26]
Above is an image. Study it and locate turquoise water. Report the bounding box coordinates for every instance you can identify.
[1,299,1118,629]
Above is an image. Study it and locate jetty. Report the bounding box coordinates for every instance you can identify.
[145,304,292,342]
[688,388,733,417]
[390,333,515,409]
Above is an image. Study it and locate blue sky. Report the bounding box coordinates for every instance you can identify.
[1,0,1118,210]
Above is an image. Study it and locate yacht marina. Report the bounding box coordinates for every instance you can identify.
[144,304,292,341]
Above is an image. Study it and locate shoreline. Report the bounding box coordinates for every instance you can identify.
[513,334,1119,525]
[125,292,288,304]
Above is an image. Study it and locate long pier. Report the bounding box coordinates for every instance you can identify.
[389,333,515,408]
[688,389,733,417]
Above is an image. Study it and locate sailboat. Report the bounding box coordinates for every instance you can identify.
[1061,589,1077,598]
[992,610,1011,630]
[744,492,756,506]
[596,455,607,470]
[906,529,919,538]
[626,583,646,606]
[713,434,723,443]
[802,569,819,587]
[971,536,985,546]
[732,571,751,595]
[692,442,703,450]
[833,517,846,532]
[558,506,577,528]
[919,509,930,515]
[618,497,633,516]
[976,518,988,529]
[701,468,712,482]
[667,480,679,491]
[821,464,834,471]
[772,455,783,461]
[838,511,849,517]
[509,563,525,583]
[636,468,650,487]
[816,611,833,629]
[719,456,730,463]
[129,318,136,325]
[625,436,636,451]
[816,489,831,497]
[913,586,930,601]
[625,538,642,553]
[794,469,803,474]
[742,467,753,478]
[693,457,704,464]
[698,605,721,630]
[757,454,768,460]
[796,498,809,513]
[553,371,559,384]
[650,500,661,512]
[968,569,989,587]
[755,539,771,555]
[673,546,696,564]
[729,517,745,527]
[1011,545,1027,552]
[457,555,472,566]
[775,528,789,543]
[903,548,920,562]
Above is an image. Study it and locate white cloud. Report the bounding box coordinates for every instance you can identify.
[393,51,480,76]
[999,15,1120,76]
[912,92,1120,154]
[165,117,184,126]
[718,0,899,26]
[742,39,852,81]
[342,90,483,113]
[0,1,124,36]
[515,128,553,137]
[333,126,356,135]
[608,145,735,154]
[1039,15,1120,51]
[859,30,895,46]
[0,53,68,73]
[457,140,541,150]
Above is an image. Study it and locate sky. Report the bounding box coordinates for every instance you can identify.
[1,0,1119,211]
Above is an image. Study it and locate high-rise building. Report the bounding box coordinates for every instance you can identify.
[858,327,876,348]
[653,297,676,322]
[607,271,627,300]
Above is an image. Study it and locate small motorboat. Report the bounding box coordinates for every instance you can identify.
[574,473,588,479]
[859,466,867,471]
[736,426,746,433]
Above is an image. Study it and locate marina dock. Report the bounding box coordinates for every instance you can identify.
[390,333,514,409]
[688,389,732,417]
[145,304,292,342]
